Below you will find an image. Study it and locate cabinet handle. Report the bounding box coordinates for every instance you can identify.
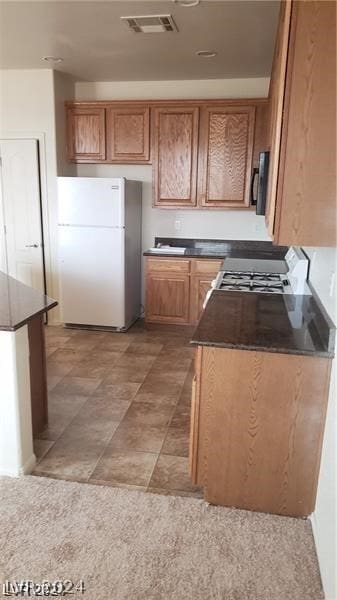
[250,168,259,206]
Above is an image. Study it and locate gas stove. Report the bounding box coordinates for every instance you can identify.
[215,271,291,294]
[213,248,311,296]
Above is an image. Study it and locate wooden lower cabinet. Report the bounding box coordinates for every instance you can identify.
[190,345,332,517]
[189,259,222,325]
[145,257,221,325]
[146,272,190,324]
[28,315,48,437]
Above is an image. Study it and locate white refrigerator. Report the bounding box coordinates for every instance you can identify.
[57,177,142,330]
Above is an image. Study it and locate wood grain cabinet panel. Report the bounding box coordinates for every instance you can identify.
[67,107,106,161]
[198,106,255,208]
[190,259,222,325]
[193,345,332,517]
[252,101,269,168]
[107,106,150,163]
[147,258,190,273]
[189,347,203,484]
[266,0,336,246]
[152,106,199,207]
[190,276,214,325]
[146,273,190,324]
[274,0,336,246]
[28,315,48,437]
[145,257,222,325]
[265,0,292,236]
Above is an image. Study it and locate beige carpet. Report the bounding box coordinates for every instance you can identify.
[0,476,323,600]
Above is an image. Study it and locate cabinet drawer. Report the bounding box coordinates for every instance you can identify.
[147,258,190,273]
[192,259,222,275]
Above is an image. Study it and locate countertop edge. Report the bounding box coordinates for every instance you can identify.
[0,301,58,332]
[189,339,334,359]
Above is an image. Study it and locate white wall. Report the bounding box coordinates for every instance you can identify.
[305,247,337,600]
[75,77,271,254]
[75,78,270,101]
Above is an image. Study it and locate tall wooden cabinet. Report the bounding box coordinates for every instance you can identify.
[152,106,199,208]
[267,0,336,246]
[197,106,255,208]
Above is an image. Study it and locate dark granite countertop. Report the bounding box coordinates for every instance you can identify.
[191,289,335,358]
[0,271,58,331]
[144,238,288,260]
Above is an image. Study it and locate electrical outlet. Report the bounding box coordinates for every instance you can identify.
[174,219,181,232]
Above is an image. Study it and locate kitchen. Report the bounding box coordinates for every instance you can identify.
[0,1,336,599]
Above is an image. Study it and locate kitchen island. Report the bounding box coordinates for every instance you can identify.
[0,272,57,476]
[189,287,335,517]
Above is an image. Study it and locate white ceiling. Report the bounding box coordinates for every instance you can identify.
[0,1,280,81]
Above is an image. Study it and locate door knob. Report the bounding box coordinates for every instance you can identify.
[25,243,39,248]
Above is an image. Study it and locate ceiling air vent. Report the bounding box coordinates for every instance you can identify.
[121,15,178,34]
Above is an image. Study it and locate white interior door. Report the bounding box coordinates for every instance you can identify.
[0,139,44,292]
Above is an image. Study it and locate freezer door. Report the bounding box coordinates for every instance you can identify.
[58,177,125,227]
[59,225,125,327]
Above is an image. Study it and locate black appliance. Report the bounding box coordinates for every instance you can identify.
[250,151,270,215]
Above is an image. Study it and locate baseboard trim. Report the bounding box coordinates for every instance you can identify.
[0,453,36,477]
[309,512,335,600]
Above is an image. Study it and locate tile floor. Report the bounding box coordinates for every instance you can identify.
[33,320,202,498]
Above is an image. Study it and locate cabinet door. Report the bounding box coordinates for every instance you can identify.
[152,106,199,207]
[107,106,150,163]
[201,346,332,517]
[146,273,190,324]
[190,276,214,325]
[274,0,336,246]
[67,107,106,161]
[265,0,292,236]
[189,259,222,325]
[189,347,203,484]
[198,105,255,208]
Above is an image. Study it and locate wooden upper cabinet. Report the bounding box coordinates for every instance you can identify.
[152,106,199,207]
[198,105,256,208]
[265,0,292,236]
[106,106,150,163]
[252,101,269,168]
[266,0,336,246]
[67,107,106,162]
[274,0,336,246]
